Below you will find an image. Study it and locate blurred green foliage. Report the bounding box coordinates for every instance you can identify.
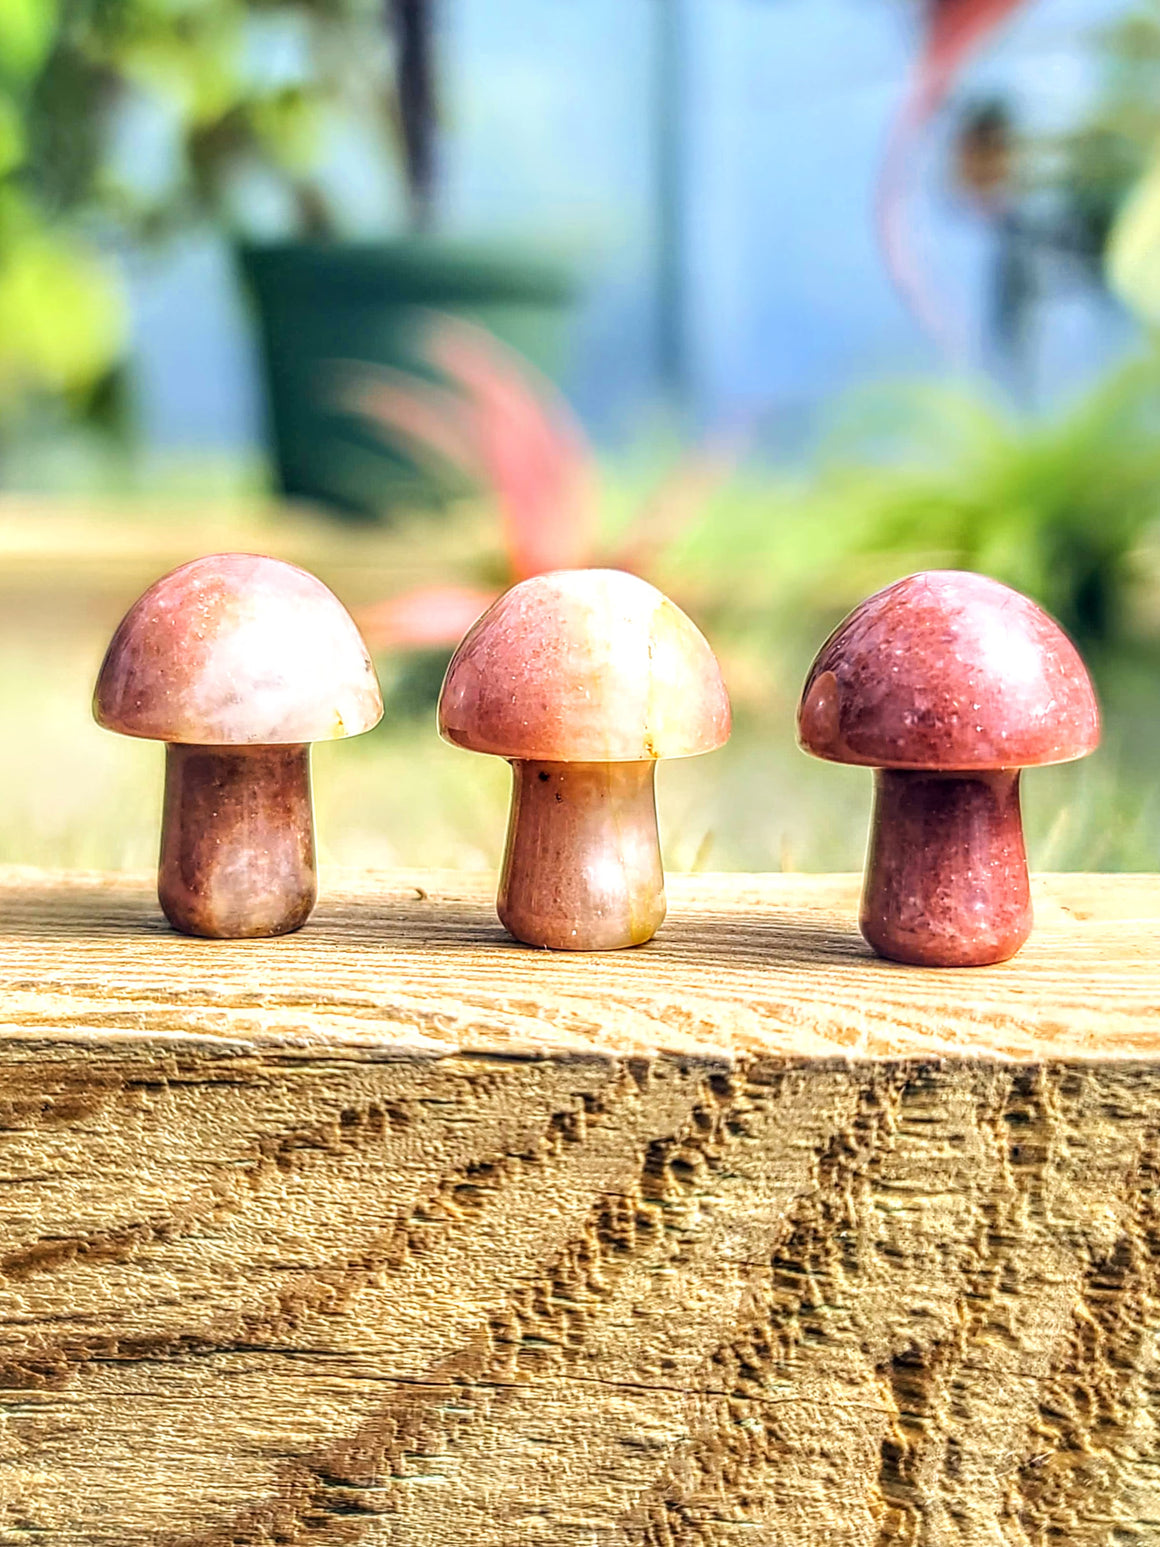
[1100,6,1160,327]
[19,0,396,237]
[812,357,1160,656]
[0,0,125,414]
[639,355,1160,685]
[1108,152,1160,323]
[0,0,401,429]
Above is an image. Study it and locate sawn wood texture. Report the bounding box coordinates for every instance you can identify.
[0,867,1159,1545]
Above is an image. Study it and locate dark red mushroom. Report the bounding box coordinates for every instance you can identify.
[797,571,1100,967]
[94,554,383,939]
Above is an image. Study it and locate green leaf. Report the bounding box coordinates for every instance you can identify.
[1107,142,1160,325]
[0,231,126,402]
[0,91,25,177]
[0,0,57,83]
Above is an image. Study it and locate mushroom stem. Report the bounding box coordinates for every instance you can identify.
[498,760,666,950]
[861,768,1031,967]
[158,744,317,939]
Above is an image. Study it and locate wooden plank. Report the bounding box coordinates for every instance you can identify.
[0,868,1158,1545]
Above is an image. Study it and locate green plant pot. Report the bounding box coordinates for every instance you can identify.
[239,240,575,519]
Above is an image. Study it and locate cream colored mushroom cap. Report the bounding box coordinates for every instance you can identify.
[438,569,731,762]
[94,553,383,745]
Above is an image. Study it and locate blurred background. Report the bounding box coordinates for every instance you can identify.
[4,0,1160,876]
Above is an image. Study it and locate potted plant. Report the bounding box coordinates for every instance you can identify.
[18,0,574,515]
[240,0,575,518]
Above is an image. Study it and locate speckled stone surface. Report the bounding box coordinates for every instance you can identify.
[497,760,666,951]
[798,570,1099,770]
[94,553,383,746]
[158,744,317,939]
[798,570,1100,968]
[439,569,730,763]
[440,570,730,952]
[95,553,382,940]
[861,769,1031,967]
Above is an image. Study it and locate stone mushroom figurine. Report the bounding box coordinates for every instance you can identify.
[797,570,1100,967]
[94,553,383,939]
[439,569,731,950]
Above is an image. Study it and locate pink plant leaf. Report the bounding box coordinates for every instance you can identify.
[338,365,486,482]
[916,0,1026,114]
[877,0,1027,349]
[356,583,498,653]
[424,314,598,578]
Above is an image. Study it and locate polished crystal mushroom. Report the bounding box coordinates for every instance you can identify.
[439,569,731,950]
[797,570,1100,967]
[94,553,383,938]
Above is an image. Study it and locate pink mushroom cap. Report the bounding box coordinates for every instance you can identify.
[94,553,383,745]
[438,569,731,762]
[798,570,1100,770]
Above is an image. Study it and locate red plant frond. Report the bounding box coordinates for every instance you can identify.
[346,317,741,656]
[918,0,1025,114]
[877,0,1027,347]
[339,368,486,481]
[356,583,497,653]
[425,315,598,579]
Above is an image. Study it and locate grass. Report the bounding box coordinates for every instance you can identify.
[1,487,1157,879]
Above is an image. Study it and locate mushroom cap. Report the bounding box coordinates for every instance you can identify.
[797,570,1100,770]
[94,553,383,745]
[438,569,731,762]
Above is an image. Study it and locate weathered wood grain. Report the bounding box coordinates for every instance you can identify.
[0,868,1158,1545]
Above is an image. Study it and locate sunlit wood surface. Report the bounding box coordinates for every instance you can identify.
[0,868,1158,1544]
